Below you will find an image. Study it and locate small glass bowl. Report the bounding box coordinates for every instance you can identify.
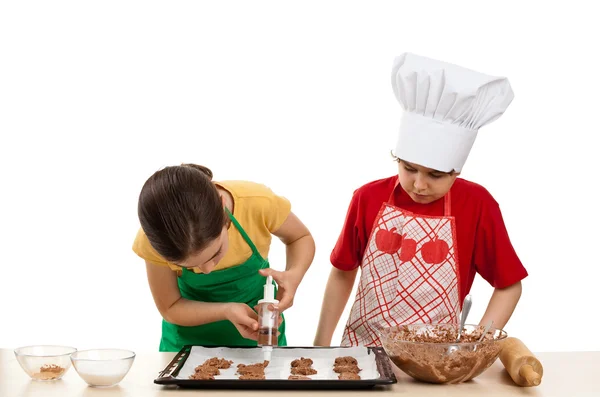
[14,345,77,381]
[70,349,136,387]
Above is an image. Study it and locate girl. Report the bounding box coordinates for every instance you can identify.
[133,164,315,351]
[314,53,528,347]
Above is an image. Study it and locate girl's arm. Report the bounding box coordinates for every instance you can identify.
[145,262,260,340]
[259,212,315,312]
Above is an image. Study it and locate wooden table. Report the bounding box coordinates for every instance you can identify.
[1,349,598,396]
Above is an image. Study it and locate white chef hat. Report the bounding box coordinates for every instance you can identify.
[391,53,514,173]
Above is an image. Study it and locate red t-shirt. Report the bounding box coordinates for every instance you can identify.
[331,176,528,301]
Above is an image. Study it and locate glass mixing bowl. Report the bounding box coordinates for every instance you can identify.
[70,349,135,387]
[14,345,77,381]
[379,323,507,384]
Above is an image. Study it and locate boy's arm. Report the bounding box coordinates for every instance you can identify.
[474,196,527,330]
[479,281,522,329]
[313,267,358,346]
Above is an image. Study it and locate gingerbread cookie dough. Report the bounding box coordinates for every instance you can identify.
[288,375,311,380]
[389,324,494,343]
[239,372,266,380]
[202,358,233,369]
[382,325,502,384]
[189,357,234,380]
[335,356,358,366]
[291,366,317,375]
[189,371,216,380]
[289,356,317,378]
[338,372,361,380]
[333,365,361,374]
[291,357,313,367]
[334,356,361,380]
[236,361,269,380]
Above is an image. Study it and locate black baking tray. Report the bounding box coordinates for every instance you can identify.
[154,345,397,389]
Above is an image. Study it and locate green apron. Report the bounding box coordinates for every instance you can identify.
[159,209,287,352]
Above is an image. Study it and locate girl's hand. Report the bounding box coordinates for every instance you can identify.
[258,268,303,312]
[224,303,259,340]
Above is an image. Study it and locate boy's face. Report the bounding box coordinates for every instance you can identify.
[397,160,459,204]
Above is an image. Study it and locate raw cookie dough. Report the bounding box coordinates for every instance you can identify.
[239,372,265,380]
[289,356,317,377]
[338,372,361,380]
[334,356,362,381]
[237,361,269,380]
[189,357,234,380]
[334,356,358,366]
[291,357,314,367]
[333,365,361,374]
[203,358,233,369]
[288,375,311,380]
[291,366,318,376]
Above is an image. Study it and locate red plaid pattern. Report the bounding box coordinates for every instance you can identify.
[342,201,460,347]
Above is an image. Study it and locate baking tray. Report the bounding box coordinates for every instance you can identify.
[154,345,397,389]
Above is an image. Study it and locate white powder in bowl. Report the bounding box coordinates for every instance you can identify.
[71,349,135,387]
[78,372,125,387]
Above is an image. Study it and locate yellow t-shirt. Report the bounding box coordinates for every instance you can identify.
[132,180,291,273]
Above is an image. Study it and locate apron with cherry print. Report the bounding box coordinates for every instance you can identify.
[341,183,461,346]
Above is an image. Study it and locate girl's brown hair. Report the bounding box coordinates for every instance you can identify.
[137,164,227,263]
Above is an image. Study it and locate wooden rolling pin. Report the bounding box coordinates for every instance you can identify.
[499,337,543,387]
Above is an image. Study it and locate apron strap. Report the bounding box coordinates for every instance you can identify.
[387,178,401,204]
[225,208,263,258]
[444,191,452,217]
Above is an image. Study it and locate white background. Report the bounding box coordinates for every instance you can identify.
[1,1,598,354]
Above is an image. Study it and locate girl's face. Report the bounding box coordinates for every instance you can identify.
[179,226,229,274]
[397,160,459,204]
